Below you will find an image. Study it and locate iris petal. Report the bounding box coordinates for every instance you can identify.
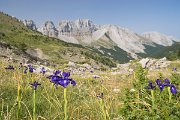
[170,85,177,94]
[164,78,170,84]
[156,79,162,85]
[145,81,156,90]
[48,70,76,88]
[30,81,41,90]
[58,79,70,87]
[158,84,164,91]
[71,80,76,86]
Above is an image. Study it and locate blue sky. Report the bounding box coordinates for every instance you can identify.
[0,0,180,38]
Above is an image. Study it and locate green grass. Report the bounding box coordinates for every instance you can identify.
[0,59,180,120]
[137,42,180,60]
[1,12,180,120]
[0,12,116,68]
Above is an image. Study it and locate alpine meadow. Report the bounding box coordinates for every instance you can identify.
[0,1,180,120]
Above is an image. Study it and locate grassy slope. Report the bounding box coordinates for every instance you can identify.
[0,58,180,119]
[0,12,116,67]
[137,42,180,60]
[100,46,134,63]
[90,33,134,63]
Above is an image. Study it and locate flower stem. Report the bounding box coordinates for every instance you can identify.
[33,90,36,120]
[100,99,106,120]
[17,79,21,120]
[168,87,172,102]
[151,90,155,110]
[64,88,67,120]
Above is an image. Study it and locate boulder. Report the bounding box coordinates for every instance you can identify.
[139,58,150,68]
[82,63,91,69]
[68,61,76,67]
[26,48,49,60]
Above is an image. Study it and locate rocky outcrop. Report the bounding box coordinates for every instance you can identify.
[68,61,76,67]
[37,21,58,38]
[23,20,37,30]
[0,44,14,58]
[142,32,175,46]
[26,48,49,60]
[37,19,98,39]
[139,58,150,68]
[111,57,171,76]
[139,57,170,70]
[57,19,98,36]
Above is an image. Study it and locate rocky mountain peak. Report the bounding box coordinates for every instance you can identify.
[142,31,174,46]
[75,19,95,29]
[23,18,178,61]
[23,20,37,30]
[57,19,98,36]
[38,21,58,38]
[44,21,56,30]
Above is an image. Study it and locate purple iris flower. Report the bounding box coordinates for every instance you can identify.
[46,75,53,79]
[50,75,62,88]
[30,81,41,90]
[47,70,61,80]
[156,78,178,94]
[47,71,76,88]
[164,78,170,86]
[51,76,62,83]
[62,72,70,78]
[93,75,100,79]
[145,81,156,90]
[24,66,28,74]
[158,84,165,92]
[170,84,177,94]
[172,67,177,72]
[59,72,75,87]
[156,79,162,85]
[156,79,165,91]
[18,63,23,69]
[58,79,70,87]
[40,67,46,75]
[24,65,36,73]
[5,65,14,70]
[53,70,61,75]
[29,67,34,73]
[70,79,76,86]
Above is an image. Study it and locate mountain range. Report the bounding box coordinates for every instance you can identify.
[0,12,117,68]
[23,19,179,62]
[0,12,179,67]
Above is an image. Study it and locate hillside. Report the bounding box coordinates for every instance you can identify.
[34,19,179,61]
[0,12,116,67]
[137,42,180,60]
[154,42,180,60]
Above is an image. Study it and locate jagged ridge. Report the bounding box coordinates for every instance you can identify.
[22,17,179,61]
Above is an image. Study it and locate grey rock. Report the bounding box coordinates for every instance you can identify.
[68,61,76,67]
[23,20,37,30]
[139,58,170,70]
[82,63,92,69]
[38,21,58,37]
[26,48,49,60]
[139,58,150,68]
[57,19,98,36]
[37,19,98,39]
[34,65,54,75]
